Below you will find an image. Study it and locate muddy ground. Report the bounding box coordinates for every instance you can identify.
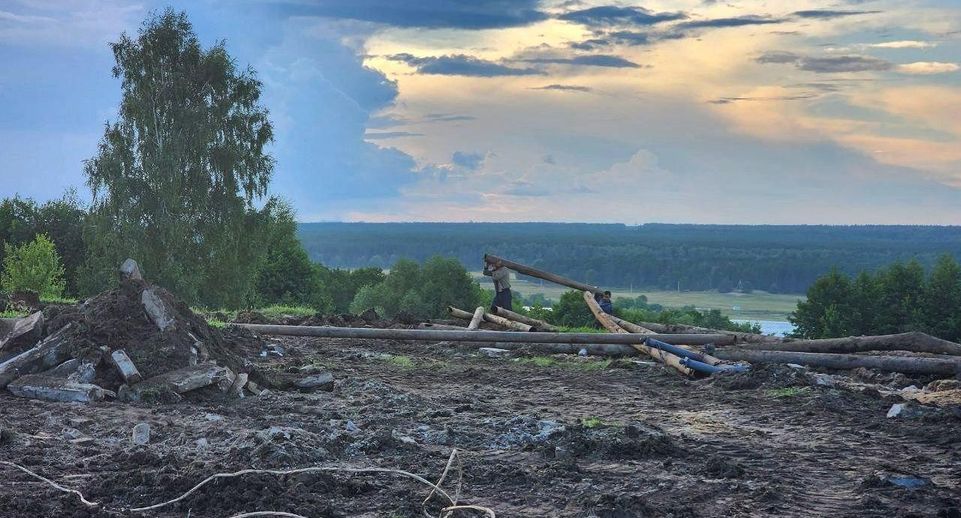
[1,333,960,517]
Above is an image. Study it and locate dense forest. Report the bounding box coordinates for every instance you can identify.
[298,223,961,294]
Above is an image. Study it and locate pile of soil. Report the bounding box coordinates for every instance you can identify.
[34,278,259,393]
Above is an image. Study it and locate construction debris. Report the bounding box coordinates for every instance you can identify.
[120,258,143,281]
[109,350,143,384]
[132,422,151,445]
[0,311,44,352]
[7,374,111,403]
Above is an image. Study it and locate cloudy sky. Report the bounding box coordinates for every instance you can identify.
[2,0,960,223]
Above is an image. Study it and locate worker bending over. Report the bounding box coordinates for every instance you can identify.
[483,258,512,311]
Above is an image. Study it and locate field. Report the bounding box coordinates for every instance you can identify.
[2,331,958,517]
[472,272,804,321]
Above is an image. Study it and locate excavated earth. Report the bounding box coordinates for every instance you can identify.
[1,321,961,517]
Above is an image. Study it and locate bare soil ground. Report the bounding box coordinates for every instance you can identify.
[1,333,960,517]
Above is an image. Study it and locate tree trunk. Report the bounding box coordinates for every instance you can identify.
[484,254,603,295]
[448,306,534,332]
[235,324,733,346]
[467,306,486,331]
[492,307,558,331]
[743,331,961,356]
[712,348,961,376]
[582,291,695,377]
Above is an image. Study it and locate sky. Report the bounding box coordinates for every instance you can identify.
[1,0,960,224]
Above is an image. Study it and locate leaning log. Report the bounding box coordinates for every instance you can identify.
[633,320,777,344]
[467,307,486,331]
[612,315,726,366]
[745,332,961,356]
[484,254,603,295]
[0,324,73,388]
[448,306,533,332]
[712,348,961,376]
[492,307,558,331]
[582,291,695,377]
[609,315,654,334]
[234,324,734,346]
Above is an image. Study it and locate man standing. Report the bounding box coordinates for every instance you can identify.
[483,258,512,311]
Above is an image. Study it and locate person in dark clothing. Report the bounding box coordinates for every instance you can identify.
[599,290,613,315]
[483,258,512,311]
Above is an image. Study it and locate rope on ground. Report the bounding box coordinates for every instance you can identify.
[443,504,497,517]
[0,461,100,508]
[130,465,455,513]
[227,513,309,518]
[424,448,459,507]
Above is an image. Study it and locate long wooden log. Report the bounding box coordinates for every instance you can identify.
[484,254,603,295]
[582,291,695,377]
[450,341,640,357]
[634,320,777,344]
[492,307,558,332]
[467,307,486,331]
[448,306,534,332]
[712,348,961,376]
[747,331,961,356]
[0,324,73,388]
[234,324,733,345]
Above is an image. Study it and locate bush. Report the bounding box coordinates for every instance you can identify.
[1,234,66,299]
[349,256,482,319]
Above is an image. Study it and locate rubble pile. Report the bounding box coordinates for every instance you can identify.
[0,260,257,404]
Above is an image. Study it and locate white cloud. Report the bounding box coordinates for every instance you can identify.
[866,40,936,49]
[898,61,960,74]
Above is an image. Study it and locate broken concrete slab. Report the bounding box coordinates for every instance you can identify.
[68,362,97,384]
[125,363,232,400]
[228,372,248,398]
[479,347,511,358]
[141,288,174,331]
[120,258,143,281]
[7,374,110,403]
[295,372,334,391]
[109,350,143,384]
[45,358,81,378]
[0,311,44,352]
[0,324,73,388]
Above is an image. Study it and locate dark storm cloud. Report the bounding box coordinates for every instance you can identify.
[387,53,544,76]
[756,51,893,73]
[558,6,687,27]
[531,84,593,92]
[793,10,881,19]
[524,55,642,68]
[677,15,785,30]
[267,0,547,29]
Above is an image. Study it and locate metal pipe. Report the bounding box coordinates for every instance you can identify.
[680,357,749,374]
[233,324,733,345]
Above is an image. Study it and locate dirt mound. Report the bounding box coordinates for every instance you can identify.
[32,279,251,391]
[707,363,809,390]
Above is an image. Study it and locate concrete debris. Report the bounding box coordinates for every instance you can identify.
[141,287,175,331]
[229,372,248,398]
[261,343,285,357]
[68,362,97,384]
[295,372,334,391]
[246,380,266,396]
[925,379,961,392]
[479,347,510,358]
[110,350,143,384]
[0,325,74,388]
[123,363,233,401]
[45,358,81,378]
[132,422,150,445]
[0,311,44,352]
[120,258,143,281]
[886,402,929,419]
[7,374,111,403]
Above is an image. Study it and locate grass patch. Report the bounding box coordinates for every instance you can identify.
[40,296,78,305]
[574,359,612,371]
[581,416,606,428]
[558,326,605,333]
[0,310,27,318]
[384,354,414,368]
[518,356,558,368]
[764,386,810,398]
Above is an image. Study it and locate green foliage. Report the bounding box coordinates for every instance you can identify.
[581,417,606,428]
[791,257,961,341]
[349,256,481,319]
[0,192,86,296]
[1,234,66,298]
[551,290,596,327]
[81,9,274,308]
[254,200,317,307]
[764,387,810,398]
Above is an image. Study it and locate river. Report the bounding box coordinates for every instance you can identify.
[733,319,795,337]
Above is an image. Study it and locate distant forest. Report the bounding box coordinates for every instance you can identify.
[297,223,961,294]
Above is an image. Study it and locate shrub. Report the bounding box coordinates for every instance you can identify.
[1,234,66,298]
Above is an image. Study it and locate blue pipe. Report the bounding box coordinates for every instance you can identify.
[644,337,750,375]
[644,337,709,362]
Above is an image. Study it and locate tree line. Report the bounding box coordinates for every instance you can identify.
[298,222,961,294]
[790,256,961,342]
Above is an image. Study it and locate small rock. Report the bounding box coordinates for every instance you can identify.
[886,403,927,419]
[195,438,209,450]
[132,423,151,445]
[246,380,265,396]
[554,445,573,460]
[45,359,81,378]
[120,258,143,281]
[260,343,285,357]
[786,363,806,370]
[390,429,417,445]
[69,362,97,384]
[295,372,334,391]
[811,373,836,387]
[228,372,248,398]
[204,413,223,422]
[345,420,360,433]
[479,347,510,358]
[110,349,143,384]
[578,348,588,357]
[62,427,84,440]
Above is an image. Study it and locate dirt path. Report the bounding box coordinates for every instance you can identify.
[1,336,959,517]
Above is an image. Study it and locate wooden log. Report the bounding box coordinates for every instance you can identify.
[484,254,603,295]
[611,315,725,366]
[634,320,777,344]
[0,311,44,352]
[712,348,961,376]
[417,323,466,331]
[492,307,558,331]
[0,324,73,388]
[234,324,733,346]
[460,341,639,357]
[467,307,486,331]
[448,306,534,332]
[745,331,961,356]
[582,291,695,377]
